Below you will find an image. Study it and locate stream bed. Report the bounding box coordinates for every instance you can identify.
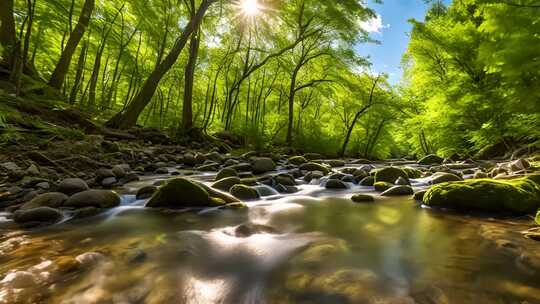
[1,172,540,303]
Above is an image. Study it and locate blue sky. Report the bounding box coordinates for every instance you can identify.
[355,0,450,84]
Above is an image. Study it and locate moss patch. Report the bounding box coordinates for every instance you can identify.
[423,175,540,214]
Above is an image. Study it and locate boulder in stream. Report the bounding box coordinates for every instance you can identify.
[325,179,348,189]
[212,176,241,192]
[288,156,308,166]
[359,176,375,186]
[146,178,217,208]
[64,189,121,208]
[251,157,276,174]
[13,207,63,224]
[230,184,260,200]
[19,192,68,210]
[381,185,414,196]
[431,172,463,184]
[57,178,89,195]
[215,168,238,181]
[299,162,329,174]
[373,167,408,184]
[423,175,540,214]
[136,186,158,200]
[418,154,444,165]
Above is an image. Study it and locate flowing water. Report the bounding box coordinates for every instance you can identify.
[1,171,540,303]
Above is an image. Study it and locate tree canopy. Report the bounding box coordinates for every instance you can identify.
[0,0,538,158]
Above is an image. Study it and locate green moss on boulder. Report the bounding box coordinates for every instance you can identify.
[402,167,422,179]
[299,162,329,174]
[373,167,408,183]
[146,178,214,208]
[423,176,540,214]
[215,168,238,181]
[230,184,260,200]
[64,190,120,208]
[418,154,444,165]
[212,176,241,191]
[536,209,540,225]
[288,156,308,166]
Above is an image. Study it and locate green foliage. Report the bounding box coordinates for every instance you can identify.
[399,0,540,157]
[4,0,536,158]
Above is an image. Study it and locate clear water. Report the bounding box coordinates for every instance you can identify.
[1,175,539,304]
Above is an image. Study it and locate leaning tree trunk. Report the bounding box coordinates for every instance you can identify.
[48,0,95,90]
[182,29,200,131]
[69,41,87,104]
[0,0,17,69]
[338,75,381,157]
[106,0,214,129]
[339,106,370,157]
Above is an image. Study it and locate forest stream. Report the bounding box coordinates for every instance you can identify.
[0,0,539,302]
[1,162,540,304]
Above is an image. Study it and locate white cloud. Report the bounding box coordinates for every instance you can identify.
[359,14,390,34]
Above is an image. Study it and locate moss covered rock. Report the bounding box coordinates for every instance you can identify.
[212,176,241,192]
[423,176,540,214]
[146,178,214,208]
[230,184,260,200]
[14,207,63,224]
[20,192,68,210]
[251,157,276,174]
[299,162,329,174]
[288,156,308,166]
[418,154,444,165]
[402,167,423,179]
[215,168,238,181]
[373,167,408,184]
[536,209,540,225]
[64,190,120,208]
[381,185,414,196]
[431,172,463,184]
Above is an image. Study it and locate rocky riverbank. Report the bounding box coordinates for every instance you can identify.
[2,127,540,232]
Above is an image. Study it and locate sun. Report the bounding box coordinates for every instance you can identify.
[239,0,261,16]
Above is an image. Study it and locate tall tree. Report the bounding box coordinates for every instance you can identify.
[48,0,95,90]
[181,0,201,131]
[0,0,17,67]
[106,0,216,129]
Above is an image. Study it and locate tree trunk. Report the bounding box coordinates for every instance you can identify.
[339,106,370,157]
[0,0,17,68]
[49,0,95,90]
[87,47,103,112]
[69,41,87,104]
[286,67,299,145]
[182,29,200,131]
[338,75,381,157]
[106,0,214,129]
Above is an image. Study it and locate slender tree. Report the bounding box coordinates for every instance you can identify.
[49,0,95,90]
[106,0,217,129]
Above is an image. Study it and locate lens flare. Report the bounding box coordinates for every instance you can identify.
[239,0,261,16]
